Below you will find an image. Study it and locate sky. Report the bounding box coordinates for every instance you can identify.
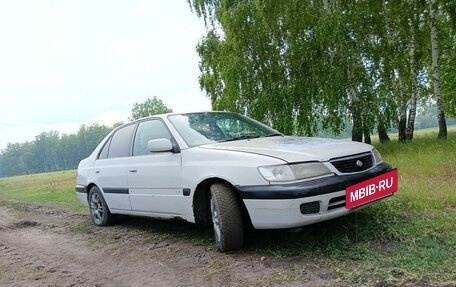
[0,1,211,149]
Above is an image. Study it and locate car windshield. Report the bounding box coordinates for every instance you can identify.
[168,112,281,147]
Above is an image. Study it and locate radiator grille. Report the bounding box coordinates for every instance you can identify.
[330,152,374,173]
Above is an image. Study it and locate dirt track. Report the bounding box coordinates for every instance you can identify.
[0,204,338,287]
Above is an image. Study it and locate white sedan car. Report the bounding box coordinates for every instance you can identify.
[76,112,393,252]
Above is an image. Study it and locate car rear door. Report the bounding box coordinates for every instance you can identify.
[127,118,185,215]
[94,123,136,211]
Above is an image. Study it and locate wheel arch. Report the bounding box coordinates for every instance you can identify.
[86,183,98,201]
[192,177,252,228]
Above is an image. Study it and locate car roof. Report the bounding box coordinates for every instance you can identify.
[115,110,236,130]
[134,110,235,121]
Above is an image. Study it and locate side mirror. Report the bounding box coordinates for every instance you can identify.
[148,138,173,152]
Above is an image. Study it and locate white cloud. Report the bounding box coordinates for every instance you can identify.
[0,0,211,150]
[108,38,145,80]
[94,110,130,127]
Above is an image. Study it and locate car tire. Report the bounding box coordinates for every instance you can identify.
[210,183,244,252]
[88,186,114,226]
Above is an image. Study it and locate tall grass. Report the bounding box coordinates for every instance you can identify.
[376,126,456,210]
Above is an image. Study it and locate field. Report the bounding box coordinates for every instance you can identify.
[0,127,455,286]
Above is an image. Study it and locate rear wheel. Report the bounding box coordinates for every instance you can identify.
[88,186,113,226]
[210,183,244,252]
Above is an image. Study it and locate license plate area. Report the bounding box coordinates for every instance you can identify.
[346,169,398,209]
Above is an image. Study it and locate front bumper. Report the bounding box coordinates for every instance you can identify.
[236,162,391,199]
[243,191,370,229]
[237,162,391,229]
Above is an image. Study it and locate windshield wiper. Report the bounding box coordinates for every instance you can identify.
[218,133,282,142]
[264,133,283,137]
[218,135,261,142]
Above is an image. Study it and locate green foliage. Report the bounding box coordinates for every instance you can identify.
[130,97,173,120]
[189,0,456,141]
[441,0,456,117]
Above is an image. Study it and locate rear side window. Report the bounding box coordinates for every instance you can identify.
[108,124,136,158]
[133,120,172,156]
[98,137,112,159]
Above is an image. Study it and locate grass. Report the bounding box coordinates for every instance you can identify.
[0,170,85,212]
[0,127,455,286]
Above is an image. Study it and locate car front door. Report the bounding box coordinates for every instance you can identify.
[127,119,185,216]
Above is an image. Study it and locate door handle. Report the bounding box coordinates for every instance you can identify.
[128,169,137,174]
[95,170,100,174]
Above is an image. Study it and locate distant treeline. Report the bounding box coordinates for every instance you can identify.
[0,97,172,178]
[0,123,119,178]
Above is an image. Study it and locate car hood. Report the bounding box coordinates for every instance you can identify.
[199,136,373,163]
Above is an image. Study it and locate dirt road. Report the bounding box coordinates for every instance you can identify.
[0,203,337,287]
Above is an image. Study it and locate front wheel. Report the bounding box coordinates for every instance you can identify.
[88,186,114,226]
[210,183,244,252]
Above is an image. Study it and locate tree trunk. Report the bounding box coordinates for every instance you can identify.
[363,126,371,144]
[406,23,417,141]
[406,96,417,141]
[378,124,390,142]
[429,0,447,139]
[398,102,407,142]
[352,109,363,142]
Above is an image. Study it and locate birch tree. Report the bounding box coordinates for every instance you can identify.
[188,0,454,141]
[429,0,448,139]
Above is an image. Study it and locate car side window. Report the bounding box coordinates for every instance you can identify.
[98,137,112,159]
[133,119,172,156]
[107,124,136,158]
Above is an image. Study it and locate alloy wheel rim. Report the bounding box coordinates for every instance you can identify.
[90,193,103,224]
[210,197,221,242]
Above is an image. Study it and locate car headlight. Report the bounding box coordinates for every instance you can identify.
[258,162,332,182]
[372,148,383,164]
